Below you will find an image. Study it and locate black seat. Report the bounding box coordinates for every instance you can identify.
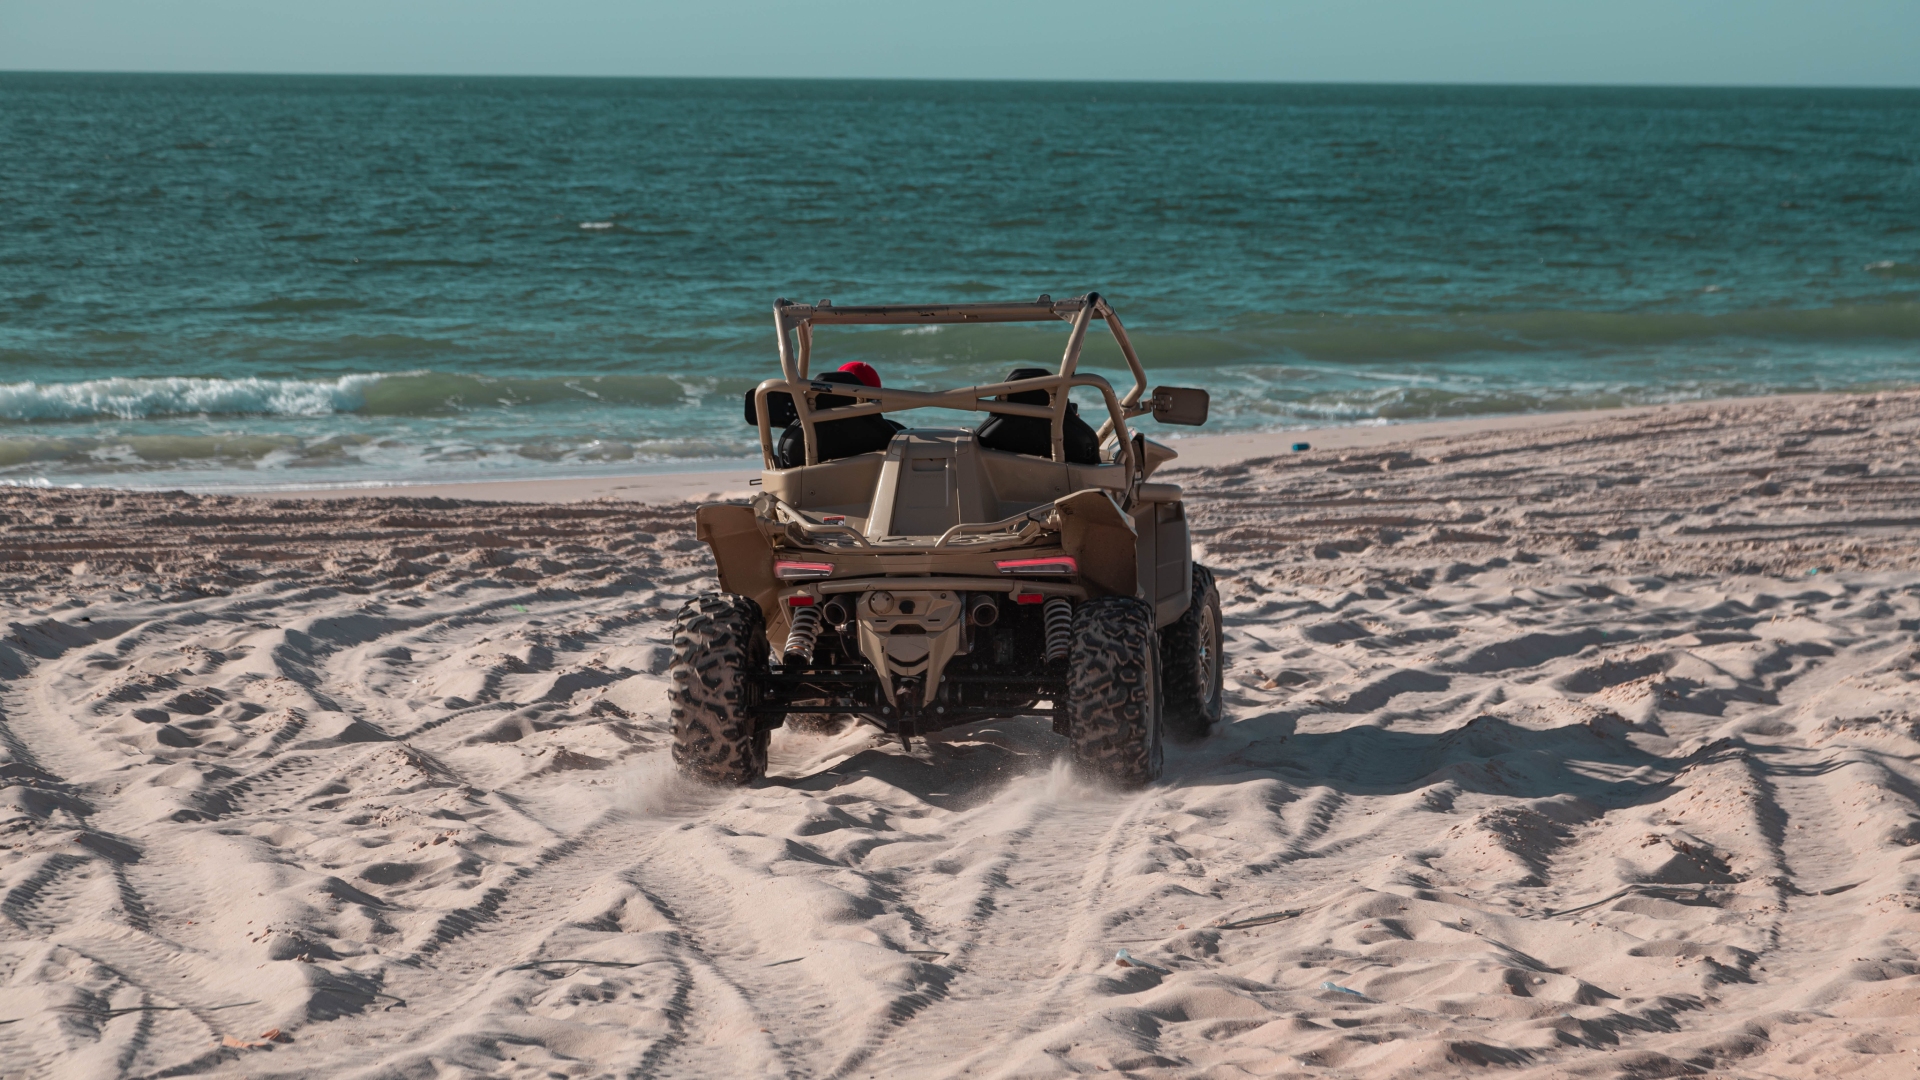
[976,366,1102,465]
[773,370,902,469]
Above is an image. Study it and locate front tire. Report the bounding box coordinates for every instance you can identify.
[669,593,770,785]
[1160,565,1225,740]
[1066,596,1162,787]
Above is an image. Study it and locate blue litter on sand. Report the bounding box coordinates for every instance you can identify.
[1321,981,1368,998]
[1292,442,1311,452]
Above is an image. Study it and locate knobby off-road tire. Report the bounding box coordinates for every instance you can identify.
[669,592,770,785]
[1066,596,1163,787]
[1160,564,1225,740]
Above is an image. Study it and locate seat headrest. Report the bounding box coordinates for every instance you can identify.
[815,369,863,410]
[1002,367,1053,408]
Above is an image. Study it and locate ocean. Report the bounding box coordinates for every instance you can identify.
[3,74,1917,491]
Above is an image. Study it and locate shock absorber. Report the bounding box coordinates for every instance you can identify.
[1043,596,1073,664]
[784,604,822,666]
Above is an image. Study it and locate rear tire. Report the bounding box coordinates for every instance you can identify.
[1160,565,1225,740]
[669,593,770,785]
[1066,596,1162,787]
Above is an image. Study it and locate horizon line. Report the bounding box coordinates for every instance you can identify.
[3,69,1918,92]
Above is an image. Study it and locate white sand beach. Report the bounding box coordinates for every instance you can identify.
[4,391,1919,1078]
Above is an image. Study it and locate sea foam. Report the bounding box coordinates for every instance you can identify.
[0,374,387,421]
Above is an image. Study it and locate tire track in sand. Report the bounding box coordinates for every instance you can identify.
[220,797,718,1078]
[845,771,1166,1078]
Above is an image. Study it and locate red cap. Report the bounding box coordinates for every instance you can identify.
[838,361,881,388]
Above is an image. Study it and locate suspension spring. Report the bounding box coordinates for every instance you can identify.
[784,605,822,665]
[1043,597,1073,664]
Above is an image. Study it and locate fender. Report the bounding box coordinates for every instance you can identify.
[1052,487,1138,600]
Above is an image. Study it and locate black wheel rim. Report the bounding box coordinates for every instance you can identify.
[1197,598,1218,694]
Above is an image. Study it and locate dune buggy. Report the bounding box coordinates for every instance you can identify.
[671,292,1223,787]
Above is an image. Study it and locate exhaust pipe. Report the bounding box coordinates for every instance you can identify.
[821,595,854,627]
[967,592,1000,627]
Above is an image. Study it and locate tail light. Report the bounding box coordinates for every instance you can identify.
[774,560,835,581]
[995,556,1077,576]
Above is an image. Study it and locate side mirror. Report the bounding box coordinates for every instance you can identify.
[1149,386,1209,426]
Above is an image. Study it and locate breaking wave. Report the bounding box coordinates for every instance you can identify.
[0,372,692,422]
[0,374,380,421]
[7,301,1917,425]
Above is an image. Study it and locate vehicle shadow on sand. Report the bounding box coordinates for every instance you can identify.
[761,700,1767,819]
[765,717,1073,811]
[1172,703,1759,812]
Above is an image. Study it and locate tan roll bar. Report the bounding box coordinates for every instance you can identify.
[762,292,1156,470]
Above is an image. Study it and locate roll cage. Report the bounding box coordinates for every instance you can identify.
[752,292,1156,472]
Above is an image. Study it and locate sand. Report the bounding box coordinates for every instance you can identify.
[3,391,1919,1078]
[244,398,1760,507]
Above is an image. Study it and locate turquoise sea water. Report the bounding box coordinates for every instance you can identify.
[3,74,1918,490]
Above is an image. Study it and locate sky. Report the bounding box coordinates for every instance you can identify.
[2,0,1917,86]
